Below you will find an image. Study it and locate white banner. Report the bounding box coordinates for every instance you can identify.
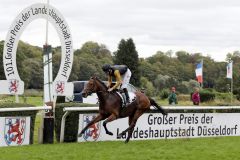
[1,3,73,96]
[0,117,30,147]
[78,113,240,142]
[0,80,24,95]
[53,81,73,96]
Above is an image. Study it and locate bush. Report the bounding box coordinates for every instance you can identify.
[215,92,232,101]
[204,88,215,92]
[0,103,37,144]
[55,103,96,142]
[233,88,240,101]
[199,90,215,102]
[160,89,169,99]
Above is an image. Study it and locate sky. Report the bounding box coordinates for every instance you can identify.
[1,0,240,62]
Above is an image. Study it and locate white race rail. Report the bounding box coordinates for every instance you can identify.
[0,106,52,112]
[60,106,240,142]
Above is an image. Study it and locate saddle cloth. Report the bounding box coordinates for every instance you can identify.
[116,91,135,107]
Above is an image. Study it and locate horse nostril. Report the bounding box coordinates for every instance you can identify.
[82,92,87,97]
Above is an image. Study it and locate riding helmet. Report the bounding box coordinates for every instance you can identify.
[102,64,111,72]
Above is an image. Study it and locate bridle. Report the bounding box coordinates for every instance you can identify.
[82,77,108,97]
[82,77,96,96]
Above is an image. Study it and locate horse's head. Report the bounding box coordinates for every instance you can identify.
[82,76,108,98]
[82,77,97,98]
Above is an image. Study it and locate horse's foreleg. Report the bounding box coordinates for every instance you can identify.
[78,114,104,137]
[103,113,118,136]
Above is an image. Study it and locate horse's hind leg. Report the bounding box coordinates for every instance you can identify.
[78,114,104,137]
[116,115,133,138]
[125,116,134,143]
[103,113,118,136]
[117,109,144,143]
[125,127,134,143]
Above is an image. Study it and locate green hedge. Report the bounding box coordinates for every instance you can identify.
[199,90,215,102]
[0,103,37,144]
[190,90,215,102]
[215,92,232,101]
[160,89,169,99]
[55,103,96,142]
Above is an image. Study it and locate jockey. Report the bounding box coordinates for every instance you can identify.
[102,64,132,104]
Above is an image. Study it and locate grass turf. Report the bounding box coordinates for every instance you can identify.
[0,136,240,160]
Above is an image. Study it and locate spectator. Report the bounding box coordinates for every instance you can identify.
[192,87,200,105]
[168,87,178,105]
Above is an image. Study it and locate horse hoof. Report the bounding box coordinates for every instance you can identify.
[125,140,129,144]
[163,111,168,116]
[107,132,113,136]
[117,134,122,139]
[78,133,83,137]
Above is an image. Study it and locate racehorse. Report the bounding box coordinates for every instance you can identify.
[78,76,167,143]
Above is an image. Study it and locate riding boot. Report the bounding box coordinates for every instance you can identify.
[123,88,130,104]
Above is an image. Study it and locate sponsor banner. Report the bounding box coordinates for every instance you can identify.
[0,80,24,95]
[78,113,240,142]
[0,117,30,147]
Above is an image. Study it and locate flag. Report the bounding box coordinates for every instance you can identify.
[226,61,233,79]
[195,61,203,83]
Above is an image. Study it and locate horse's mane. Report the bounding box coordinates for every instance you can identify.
[95,77,108,90]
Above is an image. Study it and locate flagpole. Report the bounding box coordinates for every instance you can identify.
[231,76,233,104]
[231,60,233,105]
[227,60,233,105]
[201,59,203,88]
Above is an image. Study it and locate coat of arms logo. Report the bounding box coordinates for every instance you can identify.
[4,117,26,146]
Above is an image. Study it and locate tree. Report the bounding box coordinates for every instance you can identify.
[153,74,170,92]
[79,41,100,55]
[114,38,140,86]
[176,51,191,63]
[140,77,154,96]
[21,59,43,89]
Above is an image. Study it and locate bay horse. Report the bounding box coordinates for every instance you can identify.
[78,76,167,143]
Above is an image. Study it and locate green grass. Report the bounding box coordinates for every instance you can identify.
[33,114,42,144]
[21,96,44,106]
[0,95,44,106]
[0,137,240,160]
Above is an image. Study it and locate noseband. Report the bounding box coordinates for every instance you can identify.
[84,77,108,96]
[85,83,95,96]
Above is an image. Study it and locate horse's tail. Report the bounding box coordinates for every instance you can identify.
[148,97,168,115]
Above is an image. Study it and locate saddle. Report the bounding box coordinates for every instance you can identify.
[115,89,135,107]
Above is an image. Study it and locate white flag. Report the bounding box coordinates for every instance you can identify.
[226,61,233,79]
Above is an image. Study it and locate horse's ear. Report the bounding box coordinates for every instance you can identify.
[90,76,96,80]
[92,73,98,79]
